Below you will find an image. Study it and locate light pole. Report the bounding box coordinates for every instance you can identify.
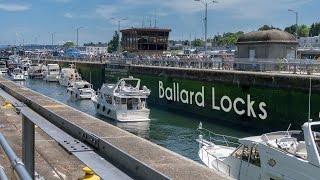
[75,27,84,47]
[49,32,57,49]
[195,0,218,59]
[288,9,298,59]
[111,18,127,52]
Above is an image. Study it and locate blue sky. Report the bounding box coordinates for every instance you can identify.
[0,0,318,46]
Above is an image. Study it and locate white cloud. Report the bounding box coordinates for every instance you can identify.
[64,12,73,18]
[63,12,96,19]
[0,3,31,11]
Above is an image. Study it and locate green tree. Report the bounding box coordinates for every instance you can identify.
[298,24,310,37]
[191,39,204,47]
[63,41,74,48]
[284,25,296,35]
[285,24,309,37]
[107,31,119,53]
[258,25,282,31]
[309,22,320,37]
[216,31,244,46]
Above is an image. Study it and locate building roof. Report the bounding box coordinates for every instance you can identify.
[237,30,297,44]
[120,27,171,33]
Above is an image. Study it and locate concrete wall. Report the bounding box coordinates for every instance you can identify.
[237,43,296,59]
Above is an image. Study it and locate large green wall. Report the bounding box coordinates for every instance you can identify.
[128,66,320,131]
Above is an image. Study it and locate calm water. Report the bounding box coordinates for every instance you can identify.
[14,78,256,162]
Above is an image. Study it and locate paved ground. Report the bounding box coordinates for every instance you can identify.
[0,96,86,179]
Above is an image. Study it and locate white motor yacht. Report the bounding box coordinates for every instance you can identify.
[11,68,26,81]
[43,64,59,82]
[91,76,151,122]
[0,61,8,75]
[197,121,320,180]
[58,64,82,86]
[67,81,95,99]
[28,63,47,79]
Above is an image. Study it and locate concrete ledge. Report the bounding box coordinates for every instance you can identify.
[129,65,320,92]
[0,77,227,180]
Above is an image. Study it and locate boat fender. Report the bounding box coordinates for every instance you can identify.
[102,106,105,111]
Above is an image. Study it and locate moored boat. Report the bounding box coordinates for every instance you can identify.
[58,64,82,86]
[0,61,8,74]
[91,76,151,122]
[28,63,47,79]
[67,81,95,99]
[197,121,320,180]
[11,68,26,81]
[43,64,59,82]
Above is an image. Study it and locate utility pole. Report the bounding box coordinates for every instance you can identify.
[75,27,84,47]
[288,9,298,59]
[194,0,218,59]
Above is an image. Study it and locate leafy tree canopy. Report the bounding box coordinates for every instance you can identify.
[107,31,119,53]
[63,41,74,48]
[258,25,282,31]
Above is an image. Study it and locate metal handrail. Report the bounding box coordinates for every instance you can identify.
[197,125,240,148]
[0,165,8,180]
[0,133,32,180]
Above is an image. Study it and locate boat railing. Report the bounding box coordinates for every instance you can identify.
[200,142,232,176]
[261,130,302,142]
[197,122,240,148]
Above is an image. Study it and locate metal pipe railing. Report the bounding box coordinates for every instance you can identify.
[0,133,33,180]
[0,165,8,180]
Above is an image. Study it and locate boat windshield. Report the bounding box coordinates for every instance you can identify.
[311,125,320,156]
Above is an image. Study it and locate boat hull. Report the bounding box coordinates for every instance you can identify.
[44,75,58,82]
[67,88,94,100]
[12,74,26,81]
[92,98,150,122]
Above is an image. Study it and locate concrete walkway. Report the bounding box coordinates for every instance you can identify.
[0,96,86,179]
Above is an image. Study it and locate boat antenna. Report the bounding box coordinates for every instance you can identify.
[308,77,312,122]
[286,123,291,137]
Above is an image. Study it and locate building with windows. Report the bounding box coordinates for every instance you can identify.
[298,35,320,48]
[120,28,171,55]
[85,46,108,55]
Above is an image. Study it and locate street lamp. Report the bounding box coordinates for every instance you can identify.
[111,18,127,52]
[49,32,57,49]
[194,0,218,59]
[288,9,298,59]
[75,27,84,47]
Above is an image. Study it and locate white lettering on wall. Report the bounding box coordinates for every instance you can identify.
[158,81,268,120]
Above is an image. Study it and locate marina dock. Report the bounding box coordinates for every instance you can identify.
[0,76,228,179]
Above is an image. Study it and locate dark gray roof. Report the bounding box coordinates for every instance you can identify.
[237,30,297,44]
